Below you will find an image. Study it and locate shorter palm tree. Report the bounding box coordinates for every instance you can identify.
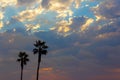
[17,52,29,80]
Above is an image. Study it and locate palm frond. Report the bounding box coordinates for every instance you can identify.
[17,52,29,66]
[26,58,29,61]
[40,41,45,45]
[42,45,48,49]
[33,48,38,54]
[34,43,39,47]
[17,59,21,62]
[41,50,47,55]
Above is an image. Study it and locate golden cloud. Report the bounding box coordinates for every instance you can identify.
[49,0,73,11]
[0,12,4,20]
[42,0,82,12]
[14,6,43,22]
[0,0,17,8]
[74,0,81,8]
[25,24,40,32]
[45,0,81,19]
[56,20,72,35]
[56,9,73,18]
[58,26,70,33]
[80,18,94,31]
[0,21,3,29]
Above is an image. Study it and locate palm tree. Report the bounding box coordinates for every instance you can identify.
[17,52,29,80]
[33,40,48,80]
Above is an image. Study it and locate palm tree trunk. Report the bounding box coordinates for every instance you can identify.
[36,62,40,80]
[21,68,23,80]
[36,54,41,80]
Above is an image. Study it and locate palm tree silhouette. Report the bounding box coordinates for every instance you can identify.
[17,52,29,80]
[33,40,48,80]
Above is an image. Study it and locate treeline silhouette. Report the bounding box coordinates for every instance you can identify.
[17,40,48,80]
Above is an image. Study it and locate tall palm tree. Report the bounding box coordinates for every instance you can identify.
[33,40,48,80]
[17,52,29,80]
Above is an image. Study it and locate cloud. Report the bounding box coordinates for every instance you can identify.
[0,11,4,20]
[25,24,40,32]
[54,16,94,36]
[93,0,120,19]
[54,20,72,36]
[17,0,39,6]
[74,0,81,8]
[0,21,3,29]
[71,17,93,32]
[41,0,49,8]
[107,68,120,73]
[0,0,17,8]
[41,0,82,10]
[12,7,44,33]
[41,67,53,71]
[14,7,43,22]
[80,18,94,31]
[41,0,72,10]
[0,12,4,29]
[70,16,87,31]
[95,32,120,40]
[0,0,90,34]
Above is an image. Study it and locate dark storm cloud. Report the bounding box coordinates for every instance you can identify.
[17,0,38,6]
[95,0,120,19]
[41,0,50,8]
[70,16,87,31]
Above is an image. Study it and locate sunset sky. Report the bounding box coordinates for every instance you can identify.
[0,0,120,80]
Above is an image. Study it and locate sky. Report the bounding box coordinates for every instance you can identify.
[0,0,120,80]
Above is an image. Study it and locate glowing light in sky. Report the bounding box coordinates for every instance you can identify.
[0,0,100,36]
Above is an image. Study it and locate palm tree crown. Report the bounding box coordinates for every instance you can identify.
[17,52,29,80]
[17,52,29,68]
[33,40,48,59]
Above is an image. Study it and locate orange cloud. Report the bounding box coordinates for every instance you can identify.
[95,32,120,40]
[41,67,53,71]
[107,68,120,73]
